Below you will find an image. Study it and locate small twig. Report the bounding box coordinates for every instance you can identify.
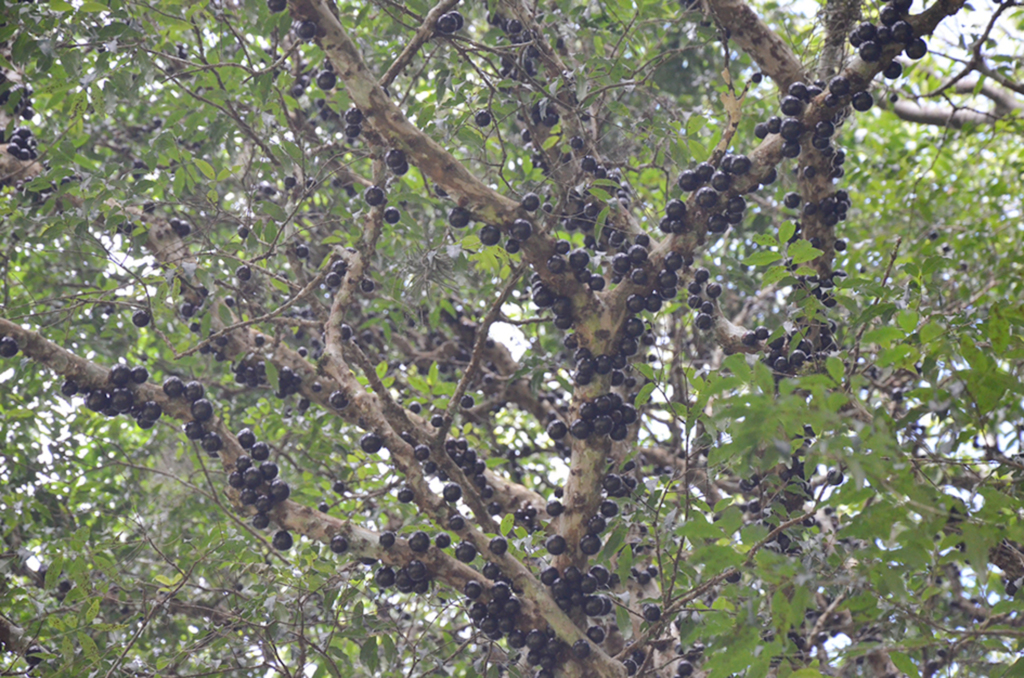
[379,0,460,89]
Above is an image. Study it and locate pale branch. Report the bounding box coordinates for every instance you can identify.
[177,263,331,359]
[951,75,1023,113]
[704,0,812,92]
[636,446,724,505]
[318,208,498,530]
[635,0,972,299]
[149,214,548,519]
[975,60,1024,98]
[162,63,281,166]
[0,107,45,186]
[292,0,603,347]
[0,613,32,657]
[891,98,1003,127]
[436,265,526,444]
[344,340,501,535]
[0,316,567,646]
[135,205,548,532]
[817,0,862,78]
[379,0,460,89]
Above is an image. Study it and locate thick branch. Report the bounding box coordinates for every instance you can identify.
[0,614,31,656]
[0,316,573,651]
[378,0,460,89]
[705,0,811,91]
[891,99,1002,127]
[817,0,862,78]
[291,0,603,347]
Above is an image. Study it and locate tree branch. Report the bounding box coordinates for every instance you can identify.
[704,0,811,91]
[817,0,861,78]
[292,0,603,346]
[378,0,460,89]
[891,99,1003,127]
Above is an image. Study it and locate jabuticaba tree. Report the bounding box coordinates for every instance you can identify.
[1,0,1023,674]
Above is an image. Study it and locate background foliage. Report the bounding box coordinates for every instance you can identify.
[1,0,1023,676]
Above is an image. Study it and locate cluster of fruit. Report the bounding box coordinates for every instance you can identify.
[64,364,163,429]
[4,126,38,162]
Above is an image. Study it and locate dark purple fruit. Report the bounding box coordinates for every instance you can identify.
[296,21,317,41]
[360,431,383,454]
[191,398,214,422]
[365,186,386,206]
[272,530,293,550]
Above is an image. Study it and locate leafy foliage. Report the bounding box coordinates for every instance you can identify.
[1,0,1023,677]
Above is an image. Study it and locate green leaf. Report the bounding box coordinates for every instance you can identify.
[500,513,514,536]
[634,382,656,408]
[826,356,844,383]
[897,310,919,333]
[863,326,905,346]
[615,602,632,641]
[195,159,215,180]
[919,322,943,344]
[634,363,656,381]
[745,250,781,266]
[1003,657,1024,678]
[777,221,795,246]
[265,361,280,394]
[617,540,633,586]
[375,361,388,379]
[218,303,233,325]
[359,636,378,673]
[788,240,824,265]
[762,265,790,287]
[890,652,921,678]
[45,555,63,590]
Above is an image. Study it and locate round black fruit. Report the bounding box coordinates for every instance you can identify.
[436,11,461,33]
[455,541,477,562]
[905,37,927,59]
[163,376,185,398]
[360,431,383,454]
[109,364,131,387]
[474,110,492,126]
[409,531,430,552]
[376,566,396,587]
[695,187,718,209]
[851,91,874,111]
[859,40,881,61]
[448,207,471,228]
[296,21,317,40]
[316,70,336,91]
[365,186,386,206]
[272,530,294,550]
[546,535,567,555]
[580,533,602,555]
[191,398,214,422]
[185,380,204,401]
[132,309,151,327]
[330,534,348,553]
